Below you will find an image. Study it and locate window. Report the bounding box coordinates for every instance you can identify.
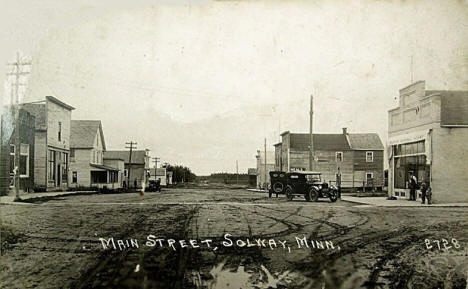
[124,169,128,177]
[366,172,373,186]
[335,152,343,162]
[9,145,15,187]
[48,150,56,181]
[366,151,374,162]
[58,122,62,142]
[72,171,77,183]
[70,149,75,158]
[20,144,29,177]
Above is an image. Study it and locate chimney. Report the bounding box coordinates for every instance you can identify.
[342,127,348,135]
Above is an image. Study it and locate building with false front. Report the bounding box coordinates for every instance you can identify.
[22,96,74,191]
[104,150,150,188]
[69,120,122,189]
[275,129,384,189]
[0,108,35,194]
[387,81,468,203]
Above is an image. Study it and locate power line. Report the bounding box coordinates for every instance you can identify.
[6,52,31,201]
[125,141,137,188]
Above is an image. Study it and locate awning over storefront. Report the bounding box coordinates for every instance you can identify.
[388,130,428,146]
[387,129,432,165]
[90,163,119,171]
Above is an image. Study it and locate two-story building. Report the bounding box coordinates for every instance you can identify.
[104,150,150,188]
[275,129,384,188]
[22,96,74,191]
[69,120,122,189]
[387,81,468,203]
[0,108,36,194]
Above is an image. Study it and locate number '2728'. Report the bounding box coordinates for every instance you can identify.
[425,238,461,251]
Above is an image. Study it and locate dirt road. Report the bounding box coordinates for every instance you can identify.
[1,188,467,289]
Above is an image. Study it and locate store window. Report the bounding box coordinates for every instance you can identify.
[19,144,29,177]
[48,150,56,181]
[72,171,78,183]
[394,140,429,189]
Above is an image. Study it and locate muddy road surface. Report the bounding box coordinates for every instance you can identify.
[1,188,467,289]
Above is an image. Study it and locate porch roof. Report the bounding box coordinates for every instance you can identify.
[90,163,119,171]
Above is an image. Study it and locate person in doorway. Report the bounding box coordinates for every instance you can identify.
[426,185,432,205]
[408,172,418,201]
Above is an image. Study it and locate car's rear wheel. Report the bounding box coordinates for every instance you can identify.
[308,188,319,202]
[329,189,338,202]
[285,186,293,201]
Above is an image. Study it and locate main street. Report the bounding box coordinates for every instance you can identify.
[1,188,467,289]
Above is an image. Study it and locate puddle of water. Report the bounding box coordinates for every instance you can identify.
[190,259,303,289]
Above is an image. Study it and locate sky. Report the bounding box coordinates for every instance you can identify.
[1,0,467,175]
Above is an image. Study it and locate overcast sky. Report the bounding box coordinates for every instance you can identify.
[1,0,467,175]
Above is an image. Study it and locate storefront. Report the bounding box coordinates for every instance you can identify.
[388,129,432,199]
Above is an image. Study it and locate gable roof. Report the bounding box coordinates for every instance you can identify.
[284,132,383,151]
[347,133,384,150]
[289,133,351,151]
[104,150,148,164]
[70,120,106,150]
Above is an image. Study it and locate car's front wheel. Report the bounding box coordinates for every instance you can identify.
[285,186,293,201]
[308,188,319,202]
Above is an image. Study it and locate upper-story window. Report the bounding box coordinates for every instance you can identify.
[366,151,374,162]
[58,122,62,142]
[335,152,343,162]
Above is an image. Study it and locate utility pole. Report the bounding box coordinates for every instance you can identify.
[264,138,267,189]
[125,141,137,188]
[7,52,31,201]
[236,160,239,184]
[309,94,314,171]
[152,157,160,179]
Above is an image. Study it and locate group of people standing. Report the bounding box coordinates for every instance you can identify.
[408,171,432,204]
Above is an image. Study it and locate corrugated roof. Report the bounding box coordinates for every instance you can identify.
[104,150,147,164]
[347,133,384,150]
[289,133,351,151]
[70,120,106,150]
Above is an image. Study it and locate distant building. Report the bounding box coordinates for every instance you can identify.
[69,120,122,189]
[149,167,169,186]
[247,168,257,187]
[275,129,384,188]
[22,96,74,191]
[0,108,35,194]
[256,150,275,189]
[387,81,468,203]
[104,150,150,188]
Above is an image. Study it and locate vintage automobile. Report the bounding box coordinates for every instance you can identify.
[275,171,339,202]
[147,179,161,192]
[268,171,287,197]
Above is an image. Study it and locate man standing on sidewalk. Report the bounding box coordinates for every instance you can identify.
[408,172,418,201]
